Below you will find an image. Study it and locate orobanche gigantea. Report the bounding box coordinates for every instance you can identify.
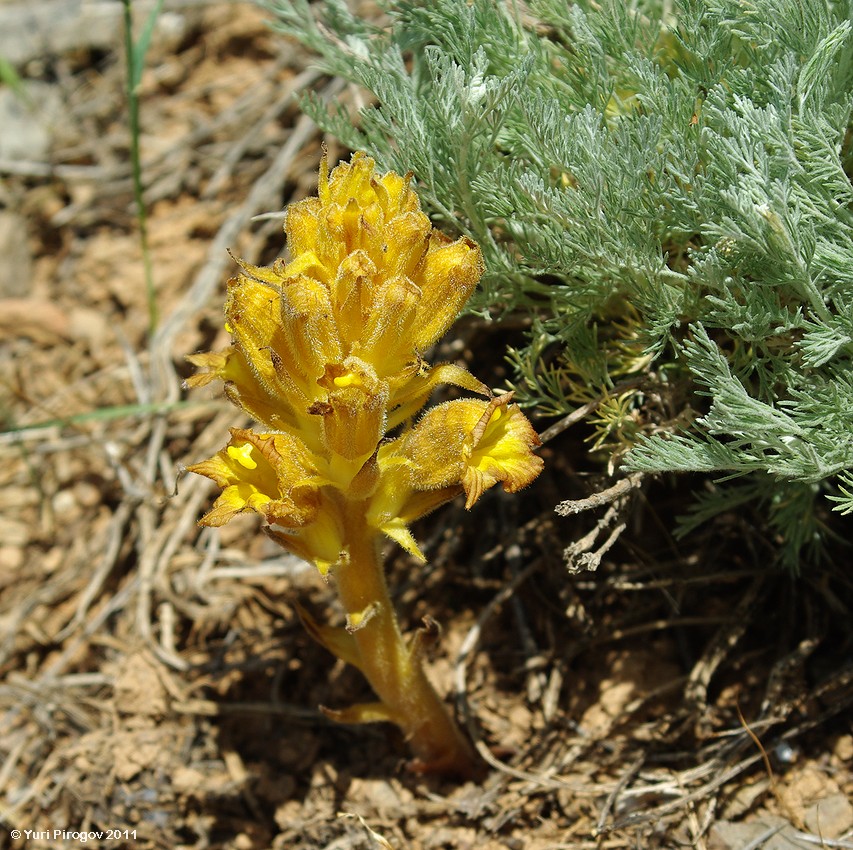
[186,152,542,776]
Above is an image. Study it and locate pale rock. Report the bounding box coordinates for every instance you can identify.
[113,652,169,717]
[0,298,69,341]
[0,517,30,547]
[0,0,121,66]
[0,82,62,161]
[0,545,25,572]
[710,817,802,850]
[834,734,853,762]
[804,792,853,839]
[0,1,190,67]
[73,480,102,509]
[0,212,32,298]
[68,306,112,349]
[346,778,403,816]
[52,488,79,519]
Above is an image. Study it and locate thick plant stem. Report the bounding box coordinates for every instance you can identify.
[334,509,479,778]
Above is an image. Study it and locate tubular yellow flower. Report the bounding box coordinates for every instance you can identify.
[410,232,485,350]
[355,276,420,363]
[225,271,340,407]
[366,458,461,561]
[312,358,389,486]
[386,361,490,430]
[187,428,325,528]
[185,347,299,435]
[266,494,346,576]
[397,393,545,509]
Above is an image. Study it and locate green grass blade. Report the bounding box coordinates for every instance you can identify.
[131,0,165,88]
[1,400,196,436]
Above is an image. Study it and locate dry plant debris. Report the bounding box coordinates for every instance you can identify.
[1,3,851,849]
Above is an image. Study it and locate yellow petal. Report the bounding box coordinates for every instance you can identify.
[412,234,484,349]
[279,273,342,391]
[460,394,544,508]
[282,248,330,284]
[229,251,289,286]
[377,210,431,279]
[265,495,345,574]
[282,198,325,272]
[330,249,376,352]
[398,486,462,524]
[186,344,313,438]
[393,404,469,491]
[224,275,300,402]
[185,451,240,490]
[184,349,230,388]
[196,482,259,527]
[186,154,521,578]
[387,362,490,430]
[352,276,421,376]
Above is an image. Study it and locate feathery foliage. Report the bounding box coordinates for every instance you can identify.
[265,0,853,568]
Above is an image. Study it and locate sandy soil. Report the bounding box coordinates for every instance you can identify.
[1,3,851,849]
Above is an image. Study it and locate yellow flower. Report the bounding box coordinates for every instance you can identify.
[265,500,346,577]
[279,151,484,381]
[366,464,461,561]
[185,346,309,440]
[311,357,389,487]
[186,428,325,527]
[394,393,544,510]
[365,392,543,557]
[224,268,339,405]
[186,153,541,576]
[187,152,487,463]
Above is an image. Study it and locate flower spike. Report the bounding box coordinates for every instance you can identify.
[186,152,542,777]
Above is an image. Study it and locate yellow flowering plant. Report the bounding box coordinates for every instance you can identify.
[186,152,543,777]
